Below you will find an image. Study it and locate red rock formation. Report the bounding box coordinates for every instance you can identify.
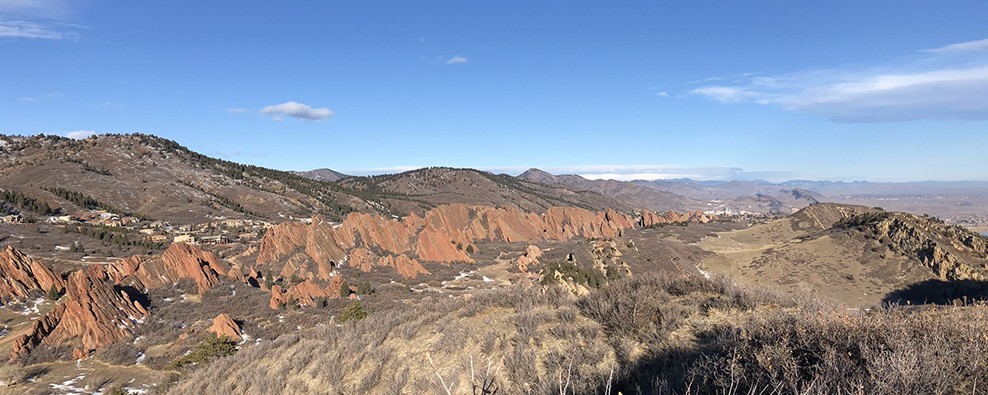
[255,204,650,280]
[257,221,309,264]
[639,209,712,227]
[0,246,65,304]
[208,314,243,342]
[379,254,429,279]
[516,245,543,273]
[10,267,149,360]
[269,276,346,309]
[109,243,230,294]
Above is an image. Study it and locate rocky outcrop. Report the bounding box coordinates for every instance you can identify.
[517,245,543,273]
[208,314,243,342]
[639,209,712,228]
[11,267,149,360]
[348,248,429,279]
[109,243,231,294]
[257,204,643,279]
[0,246,65,304]
[269,276,346,309]
[864,214,988,281]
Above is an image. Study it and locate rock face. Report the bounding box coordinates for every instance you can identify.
[639,209,712,228]
[10,266,149,360]
[108,243,231,294]
[269,276,346,309]
[861,213,988,281]
[517,245,543,274]
[257,204,641,280]
[0,246,65,304]
[8,243,229,360]
[208,314,243,342]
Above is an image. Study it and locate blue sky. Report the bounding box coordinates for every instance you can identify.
[2,1,988,182]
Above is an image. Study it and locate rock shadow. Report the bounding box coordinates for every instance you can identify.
[883,279,988,305]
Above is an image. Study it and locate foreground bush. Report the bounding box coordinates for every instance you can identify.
[685,307,988,395]
[162,274,988,395]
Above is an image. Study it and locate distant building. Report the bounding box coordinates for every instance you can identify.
[48,215,76,224]
[199,235,228,245]
[173,234,197,244]
[150,234,169,243]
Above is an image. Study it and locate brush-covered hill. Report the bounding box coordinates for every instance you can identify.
[699,203,988,306]
[0,134,368,223]
[337,167,633,215]
[0,135,637,225]
[517,168,703,212]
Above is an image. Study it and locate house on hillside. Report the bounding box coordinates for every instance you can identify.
[199,235,228,245]
[173,234,197,244]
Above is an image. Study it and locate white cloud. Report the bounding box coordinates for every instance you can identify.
[19,96,39,102]
[0,19,77,40]
[446,55,468,64]
[227,107,248,114]
[259,101,335,121]
[923,38,988,54]
[690,37,988,122]
[0,1,80,41]
[65,130,95,139]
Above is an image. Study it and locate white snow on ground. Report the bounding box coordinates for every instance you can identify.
[49,374,87,394]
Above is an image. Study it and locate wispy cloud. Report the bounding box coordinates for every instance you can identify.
[19,92,61,102]
[65,130,95,139]
[690,37,988,122]
[0,1,81,41]
[446,55,468,65]
[227,107,248,114]
[0,20,75,39]
[259,101,335,121]
[923,38,988,55]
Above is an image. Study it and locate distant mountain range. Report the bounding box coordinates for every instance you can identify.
[3,133,985,228]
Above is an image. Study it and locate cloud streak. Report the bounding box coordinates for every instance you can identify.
[0,1,80,40]
[0,19,78,40]
[259,101,335,121]
[690,38,988,122]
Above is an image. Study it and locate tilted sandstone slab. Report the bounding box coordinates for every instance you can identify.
[10,266,149,360]
[109,242,231,294]
[0,246,65,305]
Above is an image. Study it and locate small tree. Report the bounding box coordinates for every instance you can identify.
[338,301,368,323]
[46,284,62,301]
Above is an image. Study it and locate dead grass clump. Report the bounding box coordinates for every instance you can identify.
[685,306,988,395]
